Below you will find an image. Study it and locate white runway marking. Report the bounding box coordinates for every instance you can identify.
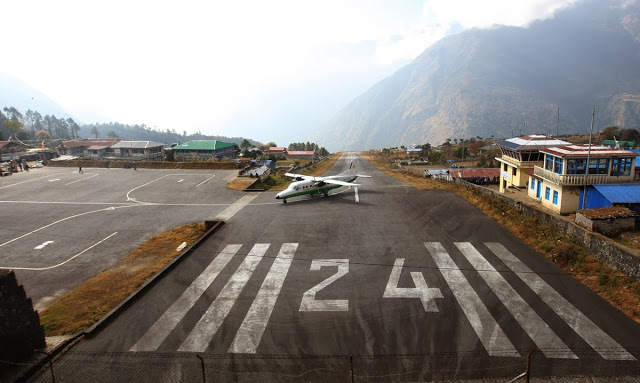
[65,173,98,185]
[486,242,636,361]
[0,173,69,189]
[2,232,117,271]
[0,205,135,248]
[425,242,520,357]
[131,244,242,352]
[177,179,184,183]
[48,179,60,182]
[456,242,576,359]
[215,194,259,221]
[196,175,216,187]
[34,241,54,250]
[179,243,270,352]
[230,243,298,353]
[354,187,359,203]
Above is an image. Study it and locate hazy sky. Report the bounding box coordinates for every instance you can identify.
[1,0,577,144]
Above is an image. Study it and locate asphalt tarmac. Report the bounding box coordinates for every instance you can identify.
[0,166,242,310]
[15,153,640,381]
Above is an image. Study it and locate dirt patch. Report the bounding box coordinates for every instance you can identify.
[227,177,259,191]
[39,223,209,336]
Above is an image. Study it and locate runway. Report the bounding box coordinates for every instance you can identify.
[13,153,640,381]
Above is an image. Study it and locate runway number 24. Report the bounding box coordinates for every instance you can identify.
[299,258,443,312]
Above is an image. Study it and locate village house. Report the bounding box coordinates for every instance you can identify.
[56,138,121,158]
[495,135,570,193]
[171,140,238,161]
[109,141,166,161]
[529,144,637,215]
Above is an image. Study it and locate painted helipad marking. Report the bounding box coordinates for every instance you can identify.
[179,243,269,352]
[66,173,98,185]
[0,173,69,189]
[0,205,135,248]
[456,242,576,359]
[34,241,54,250]
[2,232,117,270]
[230,243,298,354]
[425,242,519,357]
[486,242,636,361]
[131,244,242,352]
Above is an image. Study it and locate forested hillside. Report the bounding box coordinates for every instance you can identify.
[0,106,261,147]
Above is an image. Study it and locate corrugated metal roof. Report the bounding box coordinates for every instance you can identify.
[110,141,165,149]
[592,183,640,203]
[541,144,636,158]
[496,135,570,151]
[451,168,500,178]
[173,140,235,150]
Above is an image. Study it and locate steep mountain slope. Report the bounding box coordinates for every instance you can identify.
[312,0,640,151]
[0,73,77,121]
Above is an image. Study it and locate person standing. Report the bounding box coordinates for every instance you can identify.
[79,165,83,174]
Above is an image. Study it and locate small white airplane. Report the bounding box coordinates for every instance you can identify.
[276,163,371,203]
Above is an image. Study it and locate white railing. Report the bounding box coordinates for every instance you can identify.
[533,166,634,185]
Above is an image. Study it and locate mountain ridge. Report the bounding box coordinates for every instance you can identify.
[311,0,640,151]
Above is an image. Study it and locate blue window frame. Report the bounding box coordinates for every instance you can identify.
[545,187,550,200]
[553,157,563,174]
[531,178,535,190]
[545,155,554,171]
[553,190,558,205]
[610,158,633,176]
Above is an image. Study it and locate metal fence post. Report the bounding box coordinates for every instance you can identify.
[196,354,206,383]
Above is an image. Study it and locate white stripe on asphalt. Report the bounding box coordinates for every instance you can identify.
[178,243,270,352]
[354,187,359,203]
[485,242,636,361]
[229,243,298,354]
[215,194,259,221]
[130,244,242,352]
[425,242,520,357]
[456,242,576,359]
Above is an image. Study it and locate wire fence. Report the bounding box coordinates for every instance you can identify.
[12,349,640,383]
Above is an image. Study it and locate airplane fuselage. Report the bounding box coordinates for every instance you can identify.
[275,175,357,202]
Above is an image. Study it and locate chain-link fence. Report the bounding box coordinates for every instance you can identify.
[13,348,640,383]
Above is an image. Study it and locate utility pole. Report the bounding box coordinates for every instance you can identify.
[582,105,595,210]
[556,107,560,137]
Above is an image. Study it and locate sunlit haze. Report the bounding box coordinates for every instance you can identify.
[1,0,577,144]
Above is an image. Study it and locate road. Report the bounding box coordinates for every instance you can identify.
[21,153,640,381]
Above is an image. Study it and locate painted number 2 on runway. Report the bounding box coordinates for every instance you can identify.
[299,258,443,312]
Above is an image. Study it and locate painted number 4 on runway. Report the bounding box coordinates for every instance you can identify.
[299,258,443,312]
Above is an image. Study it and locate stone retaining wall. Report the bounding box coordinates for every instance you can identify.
[47,160,240,170]
[456,179,640,279]
[0,270,45,368]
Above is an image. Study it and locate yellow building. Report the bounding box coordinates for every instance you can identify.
[528,144,637,215]
[495,135,570,193]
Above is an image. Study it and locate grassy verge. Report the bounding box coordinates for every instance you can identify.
[362,152,640,324]
[39,223,209,336]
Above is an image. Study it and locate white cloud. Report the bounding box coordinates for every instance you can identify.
[0,0,579,142]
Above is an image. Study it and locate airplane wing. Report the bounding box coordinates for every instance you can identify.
[284,173,314,180]
[316,179,360,187]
